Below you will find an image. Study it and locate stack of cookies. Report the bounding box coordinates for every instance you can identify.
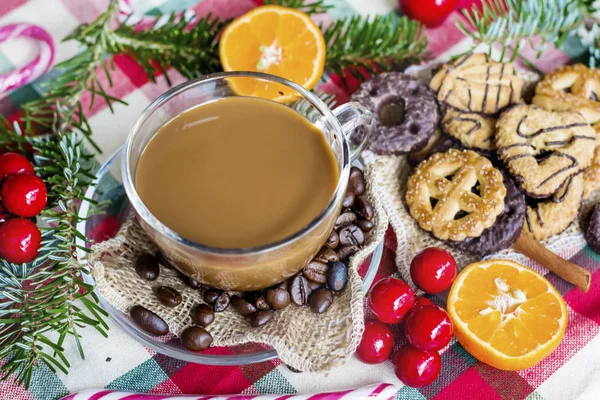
[352,54,600,257]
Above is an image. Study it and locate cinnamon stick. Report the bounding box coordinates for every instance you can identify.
[512,232,591,293]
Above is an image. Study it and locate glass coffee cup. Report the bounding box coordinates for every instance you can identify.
[122,72,375,291]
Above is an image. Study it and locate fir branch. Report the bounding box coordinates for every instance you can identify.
[0,129,108,388]
[108,13,226,85]
[457,0,585,62]
[264,0,332,15]
[24,0,125,152]
[323,15,428,82]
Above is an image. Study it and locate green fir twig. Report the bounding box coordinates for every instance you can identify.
[323,15,428,83]
[457,0,585,62]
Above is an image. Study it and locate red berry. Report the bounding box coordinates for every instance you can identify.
[410,247,457,294]
[405,305,453,351]
[0,152,34,181]
[413,296,436,310]
[356,320,394,364]
[0,218,41,263]
[368,277,415,324]
[2,173,47,217]
[393,344,441,387]
[400,0,457,28]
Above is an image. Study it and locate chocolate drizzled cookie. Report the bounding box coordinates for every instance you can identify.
[496,105,595,198]
[351,72,439,155]
[524,174,584,241]
[430,53,524,116]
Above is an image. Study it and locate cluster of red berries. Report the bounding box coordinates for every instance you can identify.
[356,247,458,387]
[0,153,46,264]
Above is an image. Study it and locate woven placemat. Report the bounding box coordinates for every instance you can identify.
[87,167,388,372]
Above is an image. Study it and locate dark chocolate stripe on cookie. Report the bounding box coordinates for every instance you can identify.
[535,207,544,227]
[537,153,578,188]
[495,64,506,113]
[446,116,482,136]
[545,135,596,146]
[498,143,537,153]
[482,64,491,112]
[516,116,590,139]
[552,176,572,203]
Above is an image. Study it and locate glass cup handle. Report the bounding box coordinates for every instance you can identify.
[332,102,376,162]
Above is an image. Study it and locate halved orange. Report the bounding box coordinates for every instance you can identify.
[219,5,326,100]
[447,259,567,371]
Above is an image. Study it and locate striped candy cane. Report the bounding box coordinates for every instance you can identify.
[60,383,398,400]
[0,23,55,94]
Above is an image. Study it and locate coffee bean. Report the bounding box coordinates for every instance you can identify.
[309,288,334,314]
[135,253,159,281]
[178,272,202,289]
[308,280,324,293]
[156,251,175,269]
[349,167,365,196]
[335,212,357,228]
[342,190,355,208]
[255,295,271,310]
[327,262,348,292]
[314,247,339,263]
[325,230,340,249]
[156,286,182,308]
[181,326,213,351]
[203,289,222,305]
[244,291,263,304]
[337,245,360,260]
[130,305,169,336]
[289,275,310,305]
[339,225,365,247]
[192,303,215,327]
[274,280,288,291]
[213,292,230,312]
[250,310,275,327]
[356,219,374,232]
[303,261,329,284]
[265,287,290,310]
[355,196,374,221]
[231,295,257,316]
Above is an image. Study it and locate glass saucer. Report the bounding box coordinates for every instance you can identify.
[75,148,384,366]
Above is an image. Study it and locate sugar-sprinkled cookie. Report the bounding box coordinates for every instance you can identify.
[406,149,506,241]
[352,72,439,155]
[446,172,525,257]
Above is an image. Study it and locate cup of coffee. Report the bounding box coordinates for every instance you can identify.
[122,72,375,291]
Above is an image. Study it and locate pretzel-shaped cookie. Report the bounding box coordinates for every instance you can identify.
[430,53,524,116]
[406,149,506,241]
[533,64,600,125]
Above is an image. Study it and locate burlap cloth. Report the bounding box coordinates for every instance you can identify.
[87,166,388,372]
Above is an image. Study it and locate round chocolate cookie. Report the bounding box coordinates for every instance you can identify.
[585,204,600,254]
[445,172,526,258]
[351,72,439,155]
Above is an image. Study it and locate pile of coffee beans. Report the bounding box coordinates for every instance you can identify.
[129,166,373,351]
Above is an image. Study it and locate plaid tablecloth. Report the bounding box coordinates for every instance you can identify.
[0,1,599,399]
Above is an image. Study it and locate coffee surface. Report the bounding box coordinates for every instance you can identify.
[136,97,339,248]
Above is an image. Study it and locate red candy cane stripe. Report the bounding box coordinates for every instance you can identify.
[0,23,55,94]
[61,383,398,400]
